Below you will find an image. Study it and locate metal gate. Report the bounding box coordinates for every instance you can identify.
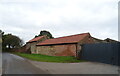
[81,42,120,66]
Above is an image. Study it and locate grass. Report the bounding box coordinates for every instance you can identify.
[12,52,86,63]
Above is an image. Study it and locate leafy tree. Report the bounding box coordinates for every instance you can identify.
[35,30,54,39]
[2,33,23,51]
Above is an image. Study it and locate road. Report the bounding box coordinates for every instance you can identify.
[2,53,49,74]
[2,53,119,74]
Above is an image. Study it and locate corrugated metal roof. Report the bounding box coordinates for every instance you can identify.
[37,33,90,46]
[27,36,44,43]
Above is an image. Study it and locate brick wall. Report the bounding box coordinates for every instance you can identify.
[36,44,77,56]
[78,34,94,44]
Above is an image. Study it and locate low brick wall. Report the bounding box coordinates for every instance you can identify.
[36,44,77,56]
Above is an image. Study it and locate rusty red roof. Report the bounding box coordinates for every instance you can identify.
[27,36,44,43]
[37,33,90,46]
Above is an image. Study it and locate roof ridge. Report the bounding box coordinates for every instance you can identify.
[27,35,45,43]
[49,32,89,40]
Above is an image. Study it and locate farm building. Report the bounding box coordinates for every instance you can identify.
[36,33,95,57]
[104,38,118,43]
[91,37,106,43]
[26,35,47,54]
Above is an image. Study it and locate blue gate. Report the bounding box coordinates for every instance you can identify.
[81,42,120,66]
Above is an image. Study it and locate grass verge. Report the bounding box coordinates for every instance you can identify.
[12,52,86,63]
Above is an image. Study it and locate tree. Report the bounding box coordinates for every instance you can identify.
[35,30,54,39]
[2,33,23,51]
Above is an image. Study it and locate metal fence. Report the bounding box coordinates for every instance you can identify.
[81,42,120,66]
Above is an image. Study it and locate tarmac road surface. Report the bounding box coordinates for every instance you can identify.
[2,53,49,74]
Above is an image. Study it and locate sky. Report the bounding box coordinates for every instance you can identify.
[0,0,119,43]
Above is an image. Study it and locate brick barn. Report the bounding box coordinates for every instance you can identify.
[36,33,94,57]
[26,36,47,54]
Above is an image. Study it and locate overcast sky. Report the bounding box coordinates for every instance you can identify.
[0,0,119,43]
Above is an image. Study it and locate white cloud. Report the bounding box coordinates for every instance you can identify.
[0,0,119,42]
